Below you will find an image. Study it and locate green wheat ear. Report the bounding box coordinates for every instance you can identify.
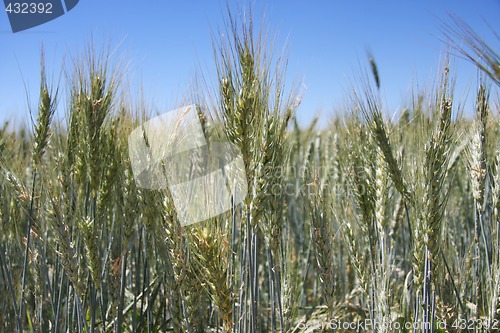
[442,14,500,86]
[368,53,380,89]
[33,50,58,170]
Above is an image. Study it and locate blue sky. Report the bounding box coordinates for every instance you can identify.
[0,1,499,127]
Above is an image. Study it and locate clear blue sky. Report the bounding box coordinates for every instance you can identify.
[1,1,499,128]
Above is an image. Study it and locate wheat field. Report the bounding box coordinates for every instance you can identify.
[0,11,499,333]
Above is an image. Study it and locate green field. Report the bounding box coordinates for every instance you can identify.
[1,11,499,333]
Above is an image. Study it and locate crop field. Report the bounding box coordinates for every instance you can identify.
[0,11,499,333]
